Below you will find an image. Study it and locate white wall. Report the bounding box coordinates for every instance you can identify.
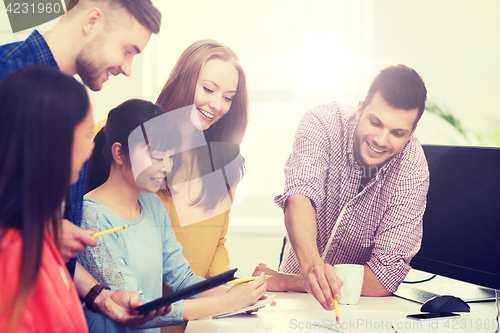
[371,0,500,144]
[2,1,498,143]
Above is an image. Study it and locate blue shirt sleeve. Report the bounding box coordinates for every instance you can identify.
[78,196,189,330]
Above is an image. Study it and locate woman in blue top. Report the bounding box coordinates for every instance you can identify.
[78,99,267,333]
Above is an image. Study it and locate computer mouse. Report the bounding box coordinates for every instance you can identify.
[420,295,470,313]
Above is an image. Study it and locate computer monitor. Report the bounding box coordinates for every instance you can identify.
[410,145,500,291]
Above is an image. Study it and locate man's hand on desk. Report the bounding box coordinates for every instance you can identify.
[252,263,343,311]
[302,263,343,311]
[252,263,304,292]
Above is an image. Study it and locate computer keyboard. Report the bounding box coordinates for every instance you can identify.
[392,285,439,304]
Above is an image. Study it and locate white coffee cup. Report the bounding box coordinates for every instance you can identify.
[334,264,364,305]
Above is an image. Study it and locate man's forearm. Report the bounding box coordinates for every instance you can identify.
[282,274,306,292]
[284,194,323,274]
[361,265,391,297]
[284,196,391,298]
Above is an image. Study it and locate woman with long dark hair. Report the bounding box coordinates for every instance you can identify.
[0,66,94,332]
[80,99,266,333]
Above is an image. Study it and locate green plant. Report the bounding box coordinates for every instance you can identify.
[425,102,468,138]
[424,102,500,147]
[473,117,500,147]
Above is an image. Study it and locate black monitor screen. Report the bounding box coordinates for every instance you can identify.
[411,145,500,291]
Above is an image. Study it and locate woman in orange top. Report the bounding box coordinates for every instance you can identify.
[0,66,95,333]
[155,40,248,280]
[155,40,249,333]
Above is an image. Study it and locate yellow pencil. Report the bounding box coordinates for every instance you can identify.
[92,224,130,238]
[225,275,272,285]
[334,299,340,325]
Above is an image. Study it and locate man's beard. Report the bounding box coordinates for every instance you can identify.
[75,53,104,92]
[75,37,106,92]
[353,127,392,169]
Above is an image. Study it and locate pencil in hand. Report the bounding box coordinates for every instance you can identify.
[92,224,130,238]
[334,299,340,324]
[225,275,272,285]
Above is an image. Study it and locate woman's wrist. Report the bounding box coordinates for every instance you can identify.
[215,292,234,313]
[91,287,113,313]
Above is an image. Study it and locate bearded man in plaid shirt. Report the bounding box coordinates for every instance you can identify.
[254,64,429,311]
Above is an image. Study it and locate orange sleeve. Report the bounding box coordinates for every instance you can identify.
[207,210,231,277]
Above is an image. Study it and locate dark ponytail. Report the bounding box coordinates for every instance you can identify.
[86,128,111,193]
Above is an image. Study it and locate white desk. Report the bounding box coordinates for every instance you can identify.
[186,274,499,333]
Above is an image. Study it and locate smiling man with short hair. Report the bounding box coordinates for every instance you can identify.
[254,64,430,311]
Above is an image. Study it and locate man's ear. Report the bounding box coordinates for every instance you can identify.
[355,101,363,122]
[111,142,126,166]
[82,7,104,37]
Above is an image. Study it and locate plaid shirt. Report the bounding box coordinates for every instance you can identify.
[275,101,429,292]
[0,30,58,80]
[0,30,88,277]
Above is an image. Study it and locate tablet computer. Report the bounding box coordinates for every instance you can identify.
[136,268,238,314]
